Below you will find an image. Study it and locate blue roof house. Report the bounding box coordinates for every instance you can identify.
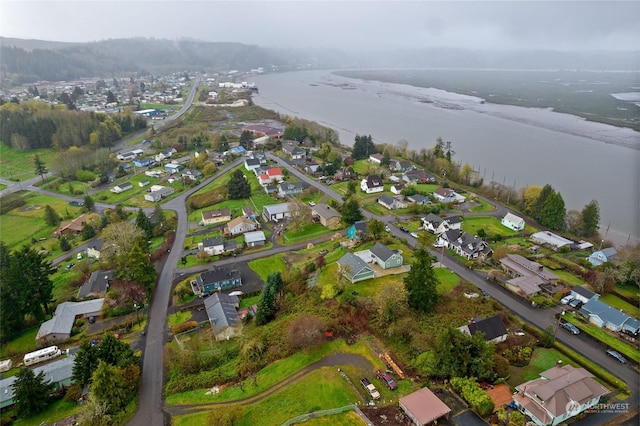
[578,299,632,332]
[347,220,369,239]
[587,248,618,266]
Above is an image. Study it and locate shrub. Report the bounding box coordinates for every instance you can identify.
[172,321,198,335]
[76,169,97,182]
[64,384,83,402]
[0,193,25,214]
[450,377,495,417]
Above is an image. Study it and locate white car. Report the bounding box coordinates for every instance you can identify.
[410,232,419,238]
[560,295,574,305]
[309,201,316,207]
[385,225,390,232]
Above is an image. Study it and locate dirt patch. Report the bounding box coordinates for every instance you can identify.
[361,405,413,426]
[18,204,42,211]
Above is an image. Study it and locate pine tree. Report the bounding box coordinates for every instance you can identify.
[72,341,100,387]
[12,368,56,418]
[43,205,60,226]
[227,169,251,199]
[256,272,283,326]
[581,199,600,237]
[404,248,439,313]
[34,154,48,181]
[539,190,566,231]
[341,198,364,225]
[135,208,153,240]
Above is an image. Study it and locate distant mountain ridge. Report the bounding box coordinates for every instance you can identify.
[1,37,637,87]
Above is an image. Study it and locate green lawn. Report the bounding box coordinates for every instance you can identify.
[552,270,586,286]
[283,223,332,244]
[469,198,496,212]
[249,254,289,281]
[461,216,517,237]
[613,284,640,304]
[507,348,573,386]
[0,327,39,359]
[0,145,57,180]
[9,397,83,426]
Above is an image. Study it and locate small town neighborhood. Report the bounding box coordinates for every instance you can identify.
[0,69,638,426]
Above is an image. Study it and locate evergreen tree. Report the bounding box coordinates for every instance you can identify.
[12,368,56,418]
[581,199,600,237]
[91,361,131,415]
[116,239,156,291]
[530,184,554,222]
[341,198,364,225]
[381,150,391,167]
[256,272,283,326]
[135,208,153,240]
[239,130,253,150]
[34,154,48,181]
[82,195,95,212]
[404,248,439,313]
[81,223,96,240]
[72,341,100,387]
[11,246,55,321]
[0,242,27,341]
[60,236,71,251]
[96,334,138,368]
[539,190,566,231]
[106,90,116,104]
[352,134,375,160]
[43,204,60,226]
[227,169,251,199]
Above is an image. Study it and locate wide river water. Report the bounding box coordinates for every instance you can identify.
[250,70,639,246]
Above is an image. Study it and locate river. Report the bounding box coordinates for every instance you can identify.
[250,70,639,246]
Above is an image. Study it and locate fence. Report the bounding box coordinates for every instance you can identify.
[281,405,356,426]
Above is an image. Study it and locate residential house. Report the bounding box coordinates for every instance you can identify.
[361,175,384,194]
[264,184,278,194]
[587,248,618,266]
[512,364,609,426]
[278,181,306,197]
[258,168,284,186]
[422,214,463,234]
[195,268,242,294]
[407,194,431,205]
[182,169,203,181]
[402,169,435,184]
[110,182,133,194]
[458,315,508,343]
[205,292,242,341]
[77,270,113,299]
[244,157,261,172]
[164,163,184,174]
[224,217,258,236]
[242,124,284,139]
[230,146,246,156]
[399,387,451,426]
[52,214,88,238]
[369,153,383,164]
[201,208,231,225]
[139,180,150,188]
[311,204,341,228]
[253,152,267,164]
[36,299,105,345]
[154,147,177,162]
[433,187,465,203]
[144,185,174,202]
[578,299,634,332]
[390,159,413,172]
[347,220,369,240]
[337,252,375,283]
[133,157,155,168]
[198,236,237,256]
[498,254,559,296]
[86,239,103,259]
[244,230,267,247]
[377,194,407,210]
[570,286,599,304]
[334,166,357,181]
[501,212,526,231]
[282,143,306,159]
[530,231,573,250]
[303,163,321,176]
[437,230,492,261]
[262,203,293,222]
[390,183,405,195]
[242,206,258,220]
[370,243,403,269]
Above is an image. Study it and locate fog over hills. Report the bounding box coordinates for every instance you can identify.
[1,37,636,87]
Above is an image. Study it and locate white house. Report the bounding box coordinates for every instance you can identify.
[360,175,384,194]
[501,212,525,231]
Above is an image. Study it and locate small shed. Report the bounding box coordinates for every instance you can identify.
[399,387,451,426]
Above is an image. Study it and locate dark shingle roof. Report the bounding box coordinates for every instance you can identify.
[467,315,507,341]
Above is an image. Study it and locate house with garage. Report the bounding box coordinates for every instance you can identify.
[390,159,414,173]
[407,194,431,205]
[458,315,508,343]
[399,387,451,426]
[36,299,105,345]
[205,292,242,341]
[155,147,177,162]
[144,185,174,202]
[282,143,306,159]
[164,163,184,174]
[512,364,609,426]
[587,248,618,266]
[422,214,462,234]
[77,270,113,299]
[437,230,492,260]
[347,220,369,240]
[263,203,293,222]
[133,157,155,168]
[230,146,246,156]
[201,208,231,225]
[110,182,133,194]
[377,194,407,210]
[337,252,375,283]
[402,169,435,184]
[498,254,559,296]
[258,167,284,186]
[433,187,466,203]
[311,204,341,229]
[224,217,258,236]
[52,214,88,238]
[578,299,634,332]
[194,268,242,294]
[334,166,357,181]
[501,212,526,231]
[244,230,266,247]
[198,236,237,256]
[182,168,203,181]
[370,243,403,269]
[369,153,383,164]
[360,175,384,194]
[570,286,599,304]
[244,157,261,172]
[390,182,405,195]
[278,181,306,197]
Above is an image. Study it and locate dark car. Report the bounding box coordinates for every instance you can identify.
[560,322,580,335]
[568,299,583,309]
[606,349,627,364]
[375,369,398,390]
[399,226,409,233]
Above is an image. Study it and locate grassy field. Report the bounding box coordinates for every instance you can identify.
[507,348,573,386]
[0,145,57,180]
[461,216,517,238]
[469,198,496,212]
[0,327,39,359]
[6,398,83,426]
[283,223,332,244]
[249,253,289,281]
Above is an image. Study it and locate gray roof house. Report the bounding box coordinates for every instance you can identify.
[587,248,618,266]
[407,194,431,205]
[370,243,403,270]
[37,299,105,345]
[499,254,559,296]
[278,181,306,197]
[458,315,508,343]
[244,230,266,247]
[337,252,375,283]
[204,293,242,341]
[77,270,114,299]
[0,355,76,409]
[377,194,407,210]
[436,230,492,261]
[311,204,341,228]
[578,299,634,332]
[570,286,599,304]
[422,214,462,234]
[262,203,293,222]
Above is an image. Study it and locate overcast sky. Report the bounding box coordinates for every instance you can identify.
[1,1,638,52]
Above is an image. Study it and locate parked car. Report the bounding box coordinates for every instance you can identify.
[399,226,409,233]
[360,378,381,399]
[606,349,627,364]
[375,369,397,390]
[385,225,390,232]
[65,263,75,270]
[410,232,419,238]
[560,295,574,305]
[77,252,83,260]
[560,322,580,335]
[568,299,583,309]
